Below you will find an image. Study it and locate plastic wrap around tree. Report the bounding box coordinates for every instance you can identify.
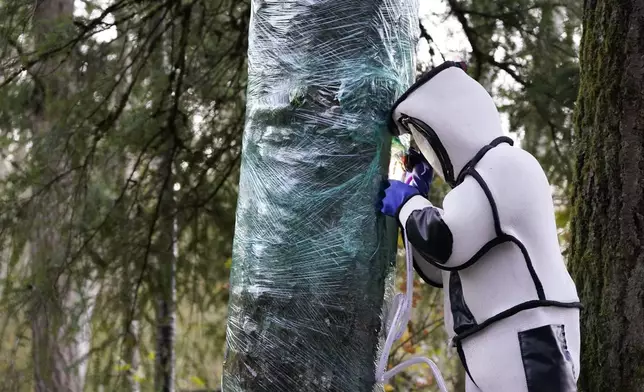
[222,0,419,391]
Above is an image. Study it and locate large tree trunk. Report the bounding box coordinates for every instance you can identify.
[222,0,418,391]
[568,1,644,391]
[29,1,96,391]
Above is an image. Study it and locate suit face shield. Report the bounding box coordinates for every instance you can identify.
[409,125,445,180]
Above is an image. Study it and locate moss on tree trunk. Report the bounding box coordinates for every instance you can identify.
[568,1,644,391]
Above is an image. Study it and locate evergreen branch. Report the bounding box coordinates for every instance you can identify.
[457,3,568,21]
[419,19,446,62]
[127,140,178,346]
[446,0,485,80]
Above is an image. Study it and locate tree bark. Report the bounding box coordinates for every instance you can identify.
[154,147,177,392]
[152,6,187,389]
[222,1,418,391]
[568,1,644,391]
[30,1,95,392]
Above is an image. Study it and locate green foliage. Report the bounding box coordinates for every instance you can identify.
[426,0,581,194]
[0,0,249,390]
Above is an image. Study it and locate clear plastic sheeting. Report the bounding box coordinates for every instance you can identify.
[223,0,419,390]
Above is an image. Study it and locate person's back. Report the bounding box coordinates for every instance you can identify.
[443,144,581,391]
[447,144,580,320]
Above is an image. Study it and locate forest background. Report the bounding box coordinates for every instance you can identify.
[0,0,591,391]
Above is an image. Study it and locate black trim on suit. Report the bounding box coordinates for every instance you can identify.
[388,61,467,134]
[452,300,583,345]
[400,137,582,348]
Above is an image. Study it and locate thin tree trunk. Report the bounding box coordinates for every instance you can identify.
[123,318,141,392]
[154,147,177,392]
[222,0,418,390]
[151,8,180,390]
[114,10,142,391]
[568,1,644,391]
[30,1,96,391]
[122,250,142,392]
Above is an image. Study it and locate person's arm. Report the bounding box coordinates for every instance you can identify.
[398,176,496,270]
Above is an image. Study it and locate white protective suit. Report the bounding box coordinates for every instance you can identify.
[390,62,582,392]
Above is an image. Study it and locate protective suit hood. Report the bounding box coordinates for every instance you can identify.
[390,62,506,187]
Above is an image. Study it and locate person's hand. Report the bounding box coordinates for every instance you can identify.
[380,180,420,217]
[405,161,433,197]
[403,147,427,171]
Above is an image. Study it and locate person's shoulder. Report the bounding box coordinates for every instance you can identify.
[483,144,542,170]
[475,144,550,187]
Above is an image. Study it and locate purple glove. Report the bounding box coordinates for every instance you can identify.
[380,180,420,217]
[404,162,433,196]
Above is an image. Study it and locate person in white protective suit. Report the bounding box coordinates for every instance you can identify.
[380,61,582,392]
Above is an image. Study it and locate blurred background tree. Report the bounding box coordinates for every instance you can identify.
[0,0,581,391]
[1,0,247,390]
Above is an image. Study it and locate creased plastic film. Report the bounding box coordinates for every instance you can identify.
[222,0,419,390]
